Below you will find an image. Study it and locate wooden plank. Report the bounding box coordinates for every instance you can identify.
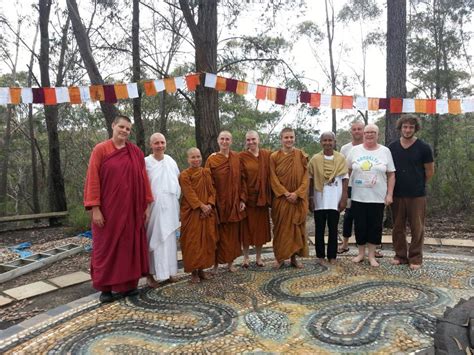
[0,211,68,223]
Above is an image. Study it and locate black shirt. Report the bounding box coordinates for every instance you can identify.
[388,139,434,197]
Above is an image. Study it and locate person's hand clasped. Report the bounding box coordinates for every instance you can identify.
[286,192,298,204]
[239,201,246,212]
[200,204,212,217]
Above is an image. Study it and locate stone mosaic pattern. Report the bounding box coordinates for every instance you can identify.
[1,253,473,353]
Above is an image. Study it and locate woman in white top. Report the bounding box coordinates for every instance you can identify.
[346,124,395,267]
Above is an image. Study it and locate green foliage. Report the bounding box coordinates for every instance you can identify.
[67,204,90,233]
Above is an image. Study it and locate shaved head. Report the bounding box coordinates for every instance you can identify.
[187,147,200,156]
[150,132,166,144]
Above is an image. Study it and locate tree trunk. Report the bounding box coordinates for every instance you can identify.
[325,0,337,133]
[28,25,41,214]
[132,0,146,152]
[0,18,22,215]
[385,0,407,145]
[39,0,67,212]
[179,0,219,161]
[0,106,13,215]
[66,0,118,135]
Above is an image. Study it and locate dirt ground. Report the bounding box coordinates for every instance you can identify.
[0,214,473,330]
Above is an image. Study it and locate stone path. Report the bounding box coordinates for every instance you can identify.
[0,248,473,353]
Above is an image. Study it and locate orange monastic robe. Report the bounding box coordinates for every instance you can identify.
[205,151,246,264]
[269,148,309,262]
[179,167,218,272]
[240,149,272,248]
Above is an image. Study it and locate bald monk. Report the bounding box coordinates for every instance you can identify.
[145,133,180,287]
[84,115,153,303]
[270,127,309,268]
[179,148,218,283]
[205,131,246,272]
[240,130,272,268]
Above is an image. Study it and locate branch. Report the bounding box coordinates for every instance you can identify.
[218,58,303,87]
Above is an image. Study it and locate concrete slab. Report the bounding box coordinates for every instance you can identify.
[440,238,474,248]
[3,281,58,300]
[48,271,91,288]
[424,237,442,246]
[0,296,13,307]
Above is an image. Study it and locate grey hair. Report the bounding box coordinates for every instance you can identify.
[320,131,336,141]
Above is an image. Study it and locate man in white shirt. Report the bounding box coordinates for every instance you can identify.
[308,132,348,264]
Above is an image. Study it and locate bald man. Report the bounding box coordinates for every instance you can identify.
[205,131,246,272]
[145,133,180,287]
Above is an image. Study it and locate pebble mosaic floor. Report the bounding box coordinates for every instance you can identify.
[1,252,473,353]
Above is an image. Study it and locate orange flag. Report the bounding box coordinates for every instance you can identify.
[236,81,248,95]
[215,76,227,91]
[185,74,200,91]
[114,84,129,99]
[426,99,436,114]
[331,95,343,109]
[164,78,177,93]
[9,88,21,104]
[68,87,82,104]
[266,87,276,101]
[89,85,105,101]
[44,87,57,105]
[143,81,157,96]
[390,98,403,113]
[448,99,461,114]
[414,99,427,113]
[368,98,379,110]
[255,85,267,100]
[310,93,321,107]
[342,96,353,109]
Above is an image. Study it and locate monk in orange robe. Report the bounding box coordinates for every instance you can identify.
[270,127,309,268]
[240,130,272,268]
[205,131,246,272]
[84,115,153,303]
[179,148,218,283]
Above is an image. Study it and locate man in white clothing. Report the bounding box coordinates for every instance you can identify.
[145,133,180,287]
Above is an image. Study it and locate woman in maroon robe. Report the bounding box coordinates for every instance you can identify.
[84,115,153,303]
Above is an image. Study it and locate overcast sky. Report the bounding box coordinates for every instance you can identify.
[1,0,472,132]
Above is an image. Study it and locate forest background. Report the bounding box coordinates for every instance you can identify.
[0,0,473,231]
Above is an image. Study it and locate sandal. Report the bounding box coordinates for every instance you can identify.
[337,247,350,254]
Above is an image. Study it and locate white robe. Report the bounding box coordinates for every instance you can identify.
[145,154,181,280]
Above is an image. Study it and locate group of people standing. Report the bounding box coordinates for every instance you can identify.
[84,114,434,303]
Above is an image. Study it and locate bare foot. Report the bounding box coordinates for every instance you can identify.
[198,270,213,280]
[228,265,238,273]
[211,265,219,274]
[409,264,422,270]
[290,259,304,269]
[316,258,326,265]
[256,260,265,267]
[368,258,380,267]
[168,276,179,283]
[190,271,200,284]
[146,275,160,289]
[328,259,337,265]
[390,259,402,265]
[273,260,284,269]
[352,255,365,263]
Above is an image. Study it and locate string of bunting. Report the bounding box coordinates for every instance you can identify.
[0,72,473,114]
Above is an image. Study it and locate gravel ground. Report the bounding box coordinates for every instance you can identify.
[0,213,472,330]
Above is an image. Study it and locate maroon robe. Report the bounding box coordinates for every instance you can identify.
[88,143,150,292]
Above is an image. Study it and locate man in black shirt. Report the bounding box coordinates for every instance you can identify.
[388,114,434,270]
